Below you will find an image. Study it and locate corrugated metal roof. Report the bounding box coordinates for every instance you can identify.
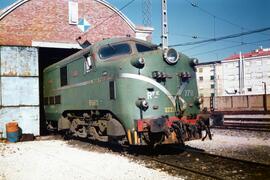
[224,48,270,60]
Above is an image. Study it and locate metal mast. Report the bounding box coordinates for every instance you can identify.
[142,0,152,27]
[161,0,168,49]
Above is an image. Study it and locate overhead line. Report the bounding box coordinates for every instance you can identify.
[170,32,246,44]
[190,39,270,56]
[184,0,270,37]
[169,27,270,47]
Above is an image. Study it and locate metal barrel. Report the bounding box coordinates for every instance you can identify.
[6,122,19,142]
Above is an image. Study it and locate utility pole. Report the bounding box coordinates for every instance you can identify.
[262,82,267,113]
[161,0,168,49]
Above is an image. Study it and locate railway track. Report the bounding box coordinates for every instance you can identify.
[137,145,270,180]
[212,115,270,132]
[212,125,270,132]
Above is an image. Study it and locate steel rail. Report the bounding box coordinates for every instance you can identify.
[173,146,270,167]
[144,156,224,180]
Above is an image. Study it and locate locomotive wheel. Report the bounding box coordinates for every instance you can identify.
[143,132,165,147]
[63,130,73,140]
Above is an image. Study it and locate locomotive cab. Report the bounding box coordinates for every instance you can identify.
[43,37,209,146]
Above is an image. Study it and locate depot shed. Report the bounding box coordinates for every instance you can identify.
[0,0,153,137]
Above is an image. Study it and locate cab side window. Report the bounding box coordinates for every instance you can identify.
[84,55,93,73]
[136,43,154,53]
[98,43,131,60]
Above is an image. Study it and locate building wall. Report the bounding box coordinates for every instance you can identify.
[0,46,39,137]
[222,60,240,95]
[0,0,152,47]
[244,56,270,95]
[197,53,270,99]
[196,62,223,97]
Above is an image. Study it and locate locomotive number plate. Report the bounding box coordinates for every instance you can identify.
[165,107,175,113]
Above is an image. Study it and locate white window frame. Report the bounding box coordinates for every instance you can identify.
[69,1,78,25]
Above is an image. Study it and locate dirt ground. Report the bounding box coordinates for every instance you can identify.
[0,139,182,180]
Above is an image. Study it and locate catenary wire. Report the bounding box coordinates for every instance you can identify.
[169,27,270,47]
[190,39,270,56]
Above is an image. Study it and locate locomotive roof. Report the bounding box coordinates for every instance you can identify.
[44,37,155,72]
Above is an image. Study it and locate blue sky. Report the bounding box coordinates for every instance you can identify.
[1,0,270,62]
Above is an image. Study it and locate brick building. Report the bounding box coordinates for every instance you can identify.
[0,0,153,136]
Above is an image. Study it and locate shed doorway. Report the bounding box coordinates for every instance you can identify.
[38,47,80,135]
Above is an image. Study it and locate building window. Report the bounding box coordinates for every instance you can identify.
[255,60,262,66]
[245,73,251,80]
[210,75,214,80]
[211,93,215,97]
[199,76,203,81]
[256,85,263,91]
[228,75,235,80]
[234,61,239,67]
[211,84,215,89]
[60,66,68,86]
[68,1,78,24]
[198,68,203,73]
[256,72,263,78]
[245,61,250,66]
[247,87,252,92]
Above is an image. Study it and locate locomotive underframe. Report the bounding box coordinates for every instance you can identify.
[46,109,210,146]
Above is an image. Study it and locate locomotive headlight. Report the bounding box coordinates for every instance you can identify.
[189,58,198,67]
[195,96,203,105]
[136,99,149,111]
[163,48,179,65]
[131,57,145,69]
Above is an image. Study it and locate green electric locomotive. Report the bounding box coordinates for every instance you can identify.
[43,37,207,146]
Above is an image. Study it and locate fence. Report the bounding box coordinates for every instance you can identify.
[203,95,270,113]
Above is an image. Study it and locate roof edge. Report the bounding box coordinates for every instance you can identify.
[0,0,154,34]
[0,0,29,20]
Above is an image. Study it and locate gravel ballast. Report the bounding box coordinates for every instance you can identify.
[185,129,270,165]
[0,140,183,180]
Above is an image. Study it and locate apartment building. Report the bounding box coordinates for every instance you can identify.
[196,47,270,98]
